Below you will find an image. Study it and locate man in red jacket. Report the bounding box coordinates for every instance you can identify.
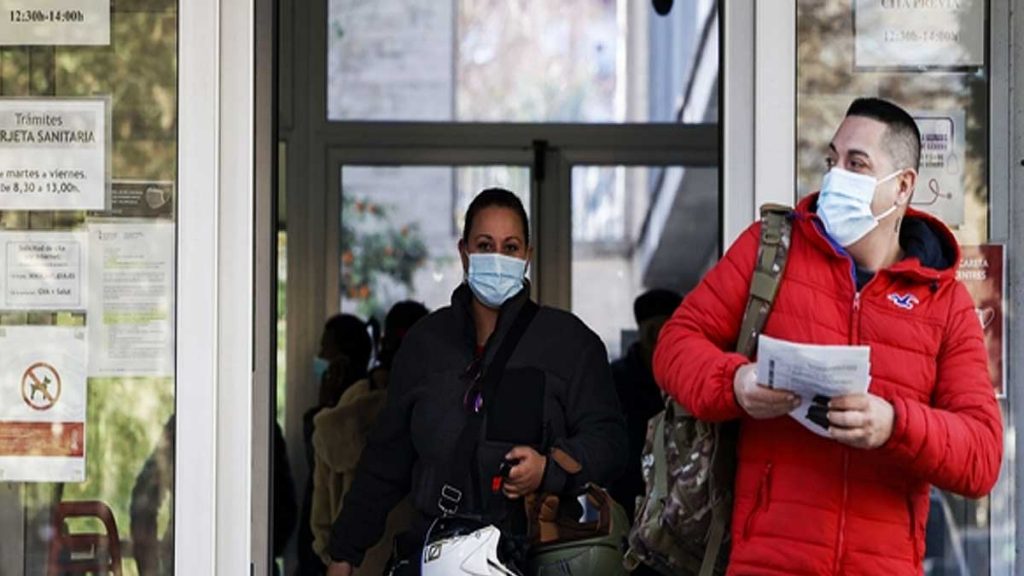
[653,97,1003,575]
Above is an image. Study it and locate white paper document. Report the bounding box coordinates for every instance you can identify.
[0,325,87,483]
[86,222,175,378]
[756,335,871,437]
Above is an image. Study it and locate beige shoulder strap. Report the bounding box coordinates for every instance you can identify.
[735,203,792,358]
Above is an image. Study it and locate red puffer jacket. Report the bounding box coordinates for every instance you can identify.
[653,196,1003,576]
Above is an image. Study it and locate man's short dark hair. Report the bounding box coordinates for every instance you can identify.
[845,98,921,172]
[634,289,682,325]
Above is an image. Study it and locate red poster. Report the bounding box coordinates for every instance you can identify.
[957,245,1005,397]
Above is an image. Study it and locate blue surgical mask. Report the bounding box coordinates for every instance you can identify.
[817,167,904,247]
[466,253,527,309]
[312,356,330,383]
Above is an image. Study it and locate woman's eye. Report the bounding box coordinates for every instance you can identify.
[825,158,835,169]
[477,242,493,251]
[503,244,519,254]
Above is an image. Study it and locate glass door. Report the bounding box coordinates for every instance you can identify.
[569,164,720,360]
[337,165,532,317]
[751,1,1013,574]
[0,2,180,575]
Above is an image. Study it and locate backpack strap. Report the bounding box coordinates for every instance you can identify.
[734,204,793,358]
[698,203,792,576]
[438,299,540,516]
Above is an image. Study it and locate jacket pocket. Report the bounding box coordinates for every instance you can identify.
[742,462,773,541]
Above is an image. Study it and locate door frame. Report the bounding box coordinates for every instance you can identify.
[280,1,721,572]
[747,1,1016,574]
[321,123,719,313]
[177,0,264,572]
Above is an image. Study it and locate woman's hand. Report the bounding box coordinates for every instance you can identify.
[502,446,546,499]
[326,561,353,576]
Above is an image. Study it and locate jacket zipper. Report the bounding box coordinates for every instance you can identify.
[834,286,861,574]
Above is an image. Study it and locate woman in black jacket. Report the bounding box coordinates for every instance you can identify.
[326,188,627,575]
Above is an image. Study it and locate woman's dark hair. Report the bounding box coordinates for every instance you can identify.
[379,300,430,368]
[462,187,530,245]
[323,313,372,377]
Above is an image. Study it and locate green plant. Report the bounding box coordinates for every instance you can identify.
[341,195,428,319]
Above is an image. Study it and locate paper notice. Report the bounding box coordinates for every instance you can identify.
[0,0,110,46]
[756,335,872,437]
[0,325,87,483]
[0,98,109,210]
[0,231,88,311]
[86,222,175,378]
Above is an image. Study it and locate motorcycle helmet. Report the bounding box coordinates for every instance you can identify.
[421,516,523,576]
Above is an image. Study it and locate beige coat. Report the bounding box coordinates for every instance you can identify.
[311,377,414,573]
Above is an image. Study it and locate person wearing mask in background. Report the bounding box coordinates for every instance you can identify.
[325,188,627,575]
[298,315,373,575]
[310,300,429,574]
[608,290,681,534]
[653,98,1002,575]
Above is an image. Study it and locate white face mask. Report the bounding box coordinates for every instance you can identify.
[817,167,904,247]
[466,253,527,309]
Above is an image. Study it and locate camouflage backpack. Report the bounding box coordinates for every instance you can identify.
[623,205,792,576]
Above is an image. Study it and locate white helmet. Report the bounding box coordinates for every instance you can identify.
[421,518,522,576]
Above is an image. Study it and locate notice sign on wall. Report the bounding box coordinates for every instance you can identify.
[87,222,175,378]
[0,98,109,210]
[957,244,1005,397]
[0,0,109,46]
[0,232,88,311]
[854,0,985,69]
[0,326,87,483]
[911,110,966,226]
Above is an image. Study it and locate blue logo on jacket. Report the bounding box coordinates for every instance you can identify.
[888,293,919,310]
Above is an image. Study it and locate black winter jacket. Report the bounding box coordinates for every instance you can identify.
[328,285,627,566]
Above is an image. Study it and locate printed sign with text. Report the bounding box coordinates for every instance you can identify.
[0,231,88,311]
[0,98,109,210]
[854,0,985,69]
[957,244,1005,397]
[912,110,966,226]
[0,0,109,46]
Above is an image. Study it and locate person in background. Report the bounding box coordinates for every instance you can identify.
[608,290,681,524]
[326,188,627,575]
[310,300,429,574]
[131,416,297,576]
[654,98,1002,574]
[368,301,430,390]
[298,314,373,575]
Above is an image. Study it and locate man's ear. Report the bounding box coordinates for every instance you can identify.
[897,169,917,205]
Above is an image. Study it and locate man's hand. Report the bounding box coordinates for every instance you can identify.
[733,363,801,419]
[326,561,353,576]
[503,446,546,499]
[828,393,894,449]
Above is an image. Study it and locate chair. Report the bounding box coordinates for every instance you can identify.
[47,500,124,576]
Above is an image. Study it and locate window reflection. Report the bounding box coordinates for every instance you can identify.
[0,2,179,575]
[327,0,719,124]
[796,2,995,574]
